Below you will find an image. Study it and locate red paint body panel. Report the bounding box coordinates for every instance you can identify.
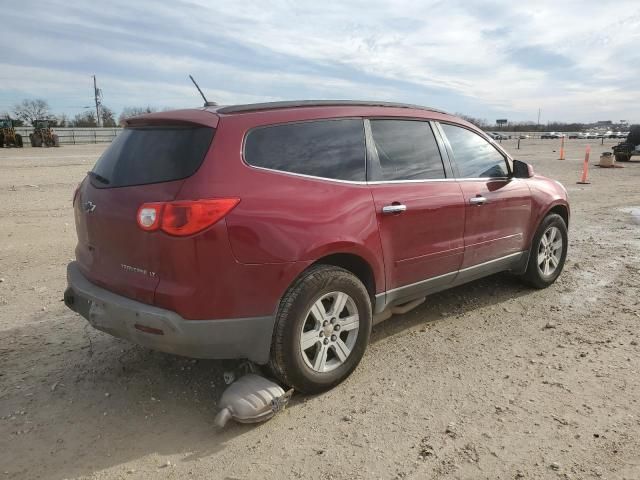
[72,103,569,324]
[458,178,532,268]
[369,182,465,290]
[74,178,184,304]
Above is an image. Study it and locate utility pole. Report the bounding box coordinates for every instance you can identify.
[537,108,541,130]
[93,75,102,127]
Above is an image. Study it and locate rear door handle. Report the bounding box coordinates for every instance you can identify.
[469,196,487,205]
[382,204,407,215]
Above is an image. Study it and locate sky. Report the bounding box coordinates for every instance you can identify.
[1,0,639,124]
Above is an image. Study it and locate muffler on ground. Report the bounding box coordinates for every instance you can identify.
[214,374,293,427]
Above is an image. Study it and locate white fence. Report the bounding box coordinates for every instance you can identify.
[14,127,121,145]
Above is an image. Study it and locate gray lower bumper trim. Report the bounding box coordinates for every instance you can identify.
[65,262,275,364]
[374,251,527,313]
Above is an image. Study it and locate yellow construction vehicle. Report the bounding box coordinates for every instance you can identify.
[29,120,60,147]
[0,118,24,148]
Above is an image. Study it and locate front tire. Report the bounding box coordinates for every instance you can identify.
[615,153,630,162]
[521,213,568,289]
[268,265,372,394]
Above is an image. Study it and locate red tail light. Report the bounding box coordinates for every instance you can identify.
[137,198,240,236]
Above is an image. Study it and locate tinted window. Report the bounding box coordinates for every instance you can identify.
[244,119,365,181]
[369,120,445,181]
[441,124,508,178]
[91,126,214,188]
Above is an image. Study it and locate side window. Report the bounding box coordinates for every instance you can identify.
[244,119,365,181]
[440,124,509,178]
[368,120,445,181]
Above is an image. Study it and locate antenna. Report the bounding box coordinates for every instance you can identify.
[189,75,217,107]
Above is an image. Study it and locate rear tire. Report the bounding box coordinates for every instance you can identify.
[52,134,60,147]
[521,213,568,289]
[31,134,42,147]
[0,133,4,148]
[15,134,23,148]
[268,265,372,394]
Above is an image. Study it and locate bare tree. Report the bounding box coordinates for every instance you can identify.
[72,111,97,128]
[13,99,52,126]
[456,113,489,129]
[57,114,70,128]
[118,106,157,125]
[101,106,117,127]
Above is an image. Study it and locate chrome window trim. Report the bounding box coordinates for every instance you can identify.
[240,164,370,185]
[242,163,512,186]
[240,116,515,185]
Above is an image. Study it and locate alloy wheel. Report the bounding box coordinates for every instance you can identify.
[537,226,563,277]
[299,291,360,373]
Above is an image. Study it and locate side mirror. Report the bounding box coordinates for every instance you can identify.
[512,159,534,178]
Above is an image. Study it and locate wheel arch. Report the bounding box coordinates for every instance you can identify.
[310,253,377,304]
[546,203,570,228]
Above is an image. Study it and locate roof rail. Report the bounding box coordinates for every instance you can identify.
[214,100,447,115]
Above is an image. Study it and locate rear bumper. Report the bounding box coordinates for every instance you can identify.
[64,261,275,363]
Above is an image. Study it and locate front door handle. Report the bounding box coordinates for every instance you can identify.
[382,204,407,215]
[469,196,487,205]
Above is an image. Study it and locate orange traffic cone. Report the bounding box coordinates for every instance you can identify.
[577,146,591,184]
[558,136,565,160]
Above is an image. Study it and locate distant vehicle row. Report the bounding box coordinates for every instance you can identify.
[486,132,530,140]
[486,131,629,140]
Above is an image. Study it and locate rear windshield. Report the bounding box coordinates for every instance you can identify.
[90,126,214,188]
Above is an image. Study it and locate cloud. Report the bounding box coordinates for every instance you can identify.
[1,0,638,122]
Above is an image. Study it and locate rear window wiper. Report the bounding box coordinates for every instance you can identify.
[87,171,110,185]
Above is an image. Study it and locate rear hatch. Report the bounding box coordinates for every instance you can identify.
[74,121,215,304]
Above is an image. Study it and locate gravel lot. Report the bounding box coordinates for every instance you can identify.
[1,139,639,480]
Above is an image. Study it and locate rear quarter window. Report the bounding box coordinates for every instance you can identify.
[91,126,214,188]
[243,119,366,181]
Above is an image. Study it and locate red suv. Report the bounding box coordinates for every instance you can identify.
[64,101,569,393]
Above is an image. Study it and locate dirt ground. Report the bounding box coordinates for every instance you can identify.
[1,139,639,480]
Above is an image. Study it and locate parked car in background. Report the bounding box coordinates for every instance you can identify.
[491,133,510,140]
[541,132,563,139]
[517,134,530,139]
[568,133,579,139]
[64,100,570,393]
